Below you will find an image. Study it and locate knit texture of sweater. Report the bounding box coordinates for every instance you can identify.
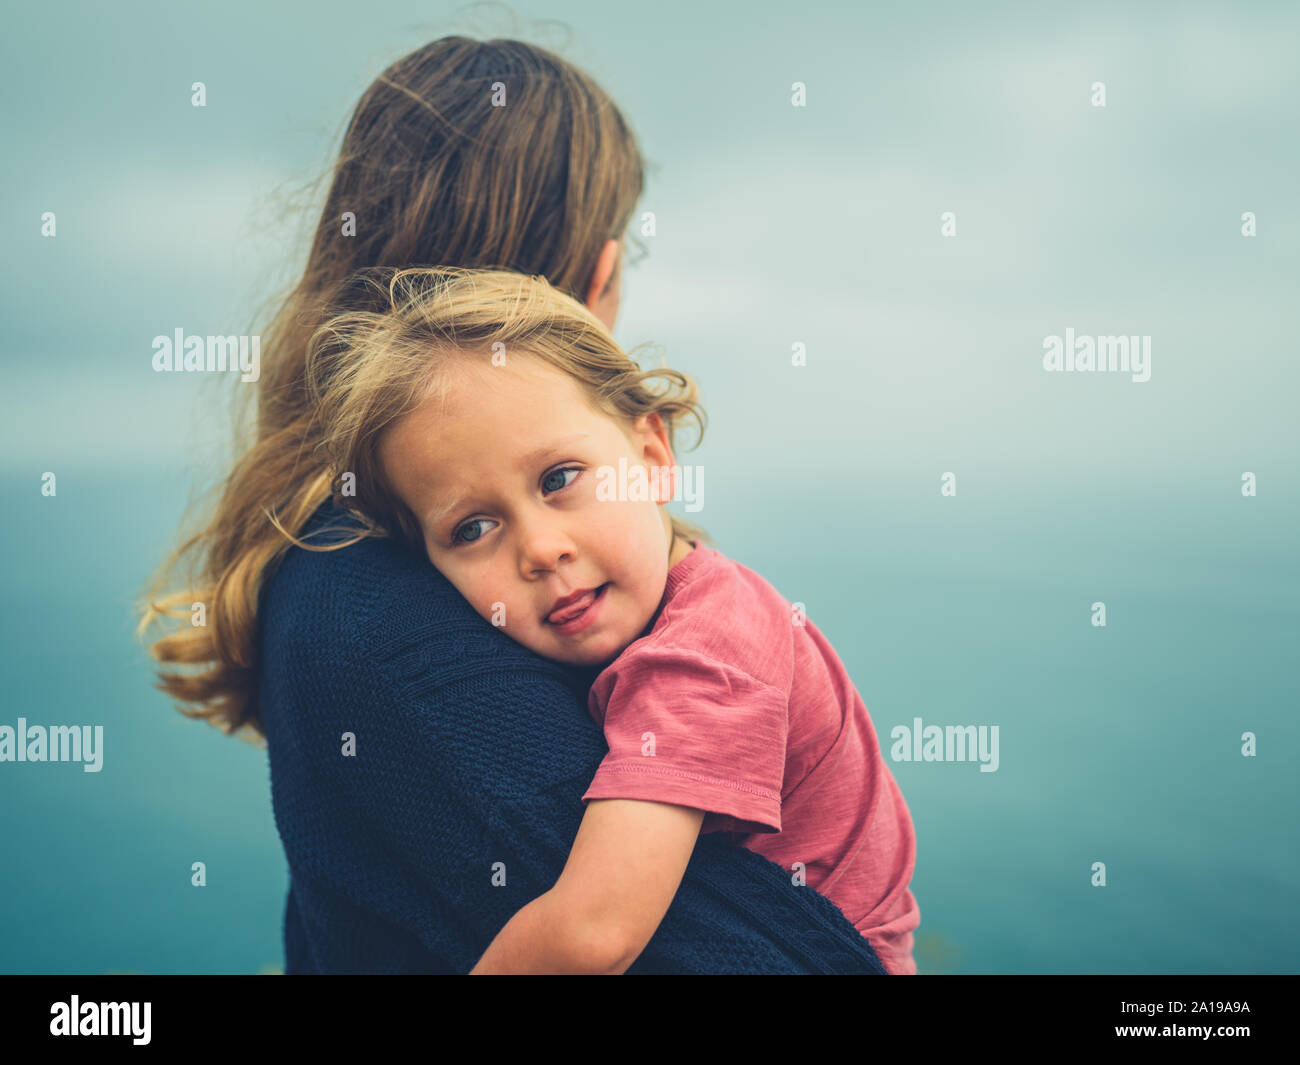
[258,501,888,974]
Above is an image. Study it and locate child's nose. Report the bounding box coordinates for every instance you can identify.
[517,512,577,577]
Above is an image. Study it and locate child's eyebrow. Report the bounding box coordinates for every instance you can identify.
[425,433,593,528]
[515,433,592,471]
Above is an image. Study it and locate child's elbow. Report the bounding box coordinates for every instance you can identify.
[568,916,640,975]
[543,883,654,974]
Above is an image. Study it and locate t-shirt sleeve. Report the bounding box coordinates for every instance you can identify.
[582,644,788,834]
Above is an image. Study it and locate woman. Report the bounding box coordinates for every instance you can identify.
[140,35,888,974]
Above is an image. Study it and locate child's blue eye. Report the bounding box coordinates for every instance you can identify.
[542,467,581,493]
[452,519,493,545]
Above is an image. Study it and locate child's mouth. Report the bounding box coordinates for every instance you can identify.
[545,583,609,632]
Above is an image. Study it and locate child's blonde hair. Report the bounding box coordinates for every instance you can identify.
[305,266,712,555]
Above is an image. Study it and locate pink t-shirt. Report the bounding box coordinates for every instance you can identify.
[581,542,921,975]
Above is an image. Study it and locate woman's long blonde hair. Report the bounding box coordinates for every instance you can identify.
[304,265,710,559]
[137,36,659,744]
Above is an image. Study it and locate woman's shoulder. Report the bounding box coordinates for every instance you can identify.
[258,500,584,697]
[264,501,422,601]
[259,501,437,649]
[257,500,600,797]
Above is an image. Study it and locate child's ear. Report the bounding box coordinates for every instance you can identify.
[636,413,678,502]
[635,412,669,457]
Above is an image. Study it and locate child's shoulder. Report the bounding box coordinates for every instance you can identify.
[669,543,794,612]
[645,544,797,689]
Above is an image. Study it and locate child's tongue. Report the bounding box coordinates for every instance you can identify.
[549,587,598,623]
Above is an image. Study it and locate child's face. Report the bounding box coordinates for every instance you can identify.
[378,354,682,668]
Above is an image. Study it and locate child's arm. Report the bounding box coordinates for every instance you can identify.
[468,798,706,974]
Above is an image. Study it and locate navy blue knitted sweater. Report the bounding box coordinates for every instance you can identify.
[257,502,887,974]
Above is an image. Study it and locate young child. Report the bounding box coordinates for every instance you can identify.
[306,266,921,974]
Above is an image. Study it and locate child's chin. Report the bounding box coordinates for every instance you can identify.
[559,644,618,668]
[539,636,619,669]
